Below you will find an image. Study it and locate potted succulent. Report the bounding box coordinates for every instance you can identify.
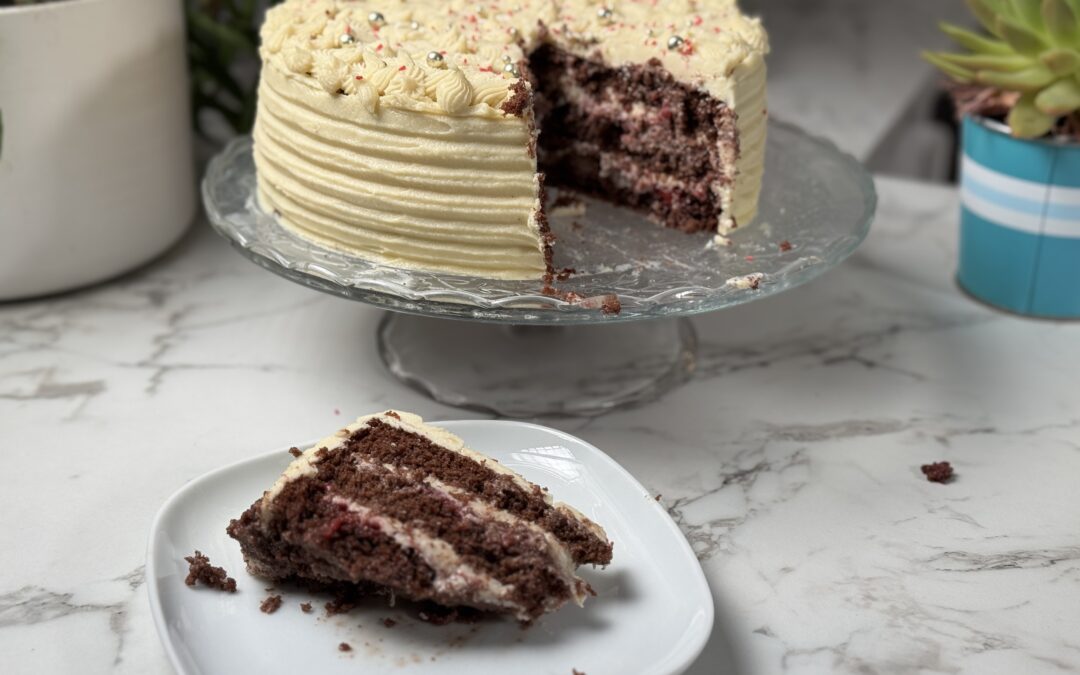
[924,0,1080,319]
[0,0,195,300]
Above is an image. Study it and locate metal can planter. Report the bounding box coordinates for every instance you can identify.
[959,115,1080,319]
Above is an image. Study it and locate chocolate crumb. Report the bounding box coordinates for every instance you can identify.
[184,551,236,593]
[556,267,576,281]
[416,603,483,625]
[382,617,397,628]
[260,595,283,614]
[300,602,313,613]
[600,295,622,316]
[325,597,356,617]
[551,192,582,209]
[288,447,302,458]
[500,78,531,116]
[385,410,401,420]
[338,642,352,652]
[655,494,662,501]
[779,240,793,252]
[921,462,955,484]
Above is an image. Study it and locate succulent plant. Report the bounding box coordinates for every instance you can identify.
[924,0,1080,138]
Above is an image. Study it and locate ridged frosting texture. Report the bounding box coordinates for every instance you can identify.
[256,0,769,276]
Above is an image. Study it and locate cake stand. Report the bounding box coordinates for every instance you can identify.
[204,121,876,417]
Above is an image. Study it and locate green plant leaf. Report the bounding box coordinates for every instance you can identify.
[968,0,1008,36]
[1041,47,1080,73]
[1042,0,1080,46]
[1035,76,1080,113]
[936,52,1034,71]
[976,64,1058,90]
[1012,0,1047,29]
[922,51,976,81]
[997,15,1052,54]
[1009,93,1058,136]
[940,22,1014,54]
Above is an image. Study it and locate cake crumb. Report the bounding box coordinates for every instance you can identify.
[556,267,576,281]
[551,192,587,217]
[779,240,794,252]
[713,233,733,248]
[385,410,401,420]
[338,642,352,652]
[288,447,302,458]
[184,551,236,593]
[326,597,356,617]
[383,617,397,628]
[726,273,765,290]
[300,602,313,613]
[921,462,955,484]
[655,494,662,502]
[260,595,283,614]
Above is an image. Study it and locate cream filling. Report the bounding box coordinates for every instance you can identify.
[329,495,523,614]
[411,472,587,608]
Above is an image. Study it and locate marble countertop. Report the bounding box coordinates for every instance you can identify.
[4,176,1079,674]
[5,4,1080,674]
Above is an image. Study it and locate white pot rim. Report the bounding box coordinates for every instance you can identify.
[968,113,1080,149]
[0,0,112,18]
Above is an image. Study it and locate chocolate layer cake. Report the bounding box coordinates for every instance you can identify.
[255,0,768,280]
[227,411,613,621]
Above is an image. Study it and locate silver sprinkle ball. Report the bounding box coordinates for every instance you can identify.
[368,11,386,26]
[503,62,520,77]
[598,7,614,21]
[426,51,447,68]
[338,33,356,45]
[410,20,421,30]
[667,35,685,50]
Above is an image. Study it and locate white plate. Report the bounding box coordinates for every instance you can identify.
[147,420,713,675]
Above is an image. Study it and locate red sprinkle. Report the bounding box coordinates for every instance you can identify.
[399,65,407,71]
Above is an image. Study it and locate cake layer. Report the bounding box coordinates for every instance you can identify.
[231,411,612,621]
[532,45,740,233]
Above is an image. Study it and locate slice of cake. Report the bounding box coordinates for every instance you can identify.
[254,0,768,280]
[227,411,613,621]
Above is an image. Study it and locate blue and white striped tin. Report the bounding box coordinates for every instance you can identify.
[959,116,1080,318]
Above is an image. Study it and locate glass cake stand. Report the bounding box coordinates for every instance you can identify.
[204,121,876,417]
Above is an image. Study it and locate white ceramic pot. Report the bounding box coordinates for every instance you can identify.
[0,0,195,300]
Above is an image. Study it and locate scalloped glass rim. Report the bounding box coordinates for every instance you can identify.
[203,121,876,325]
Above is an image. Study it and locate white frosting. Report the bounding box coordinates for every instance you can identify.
[255,0,769,278]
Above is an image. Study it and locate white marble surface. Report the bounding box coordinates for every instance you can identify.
[3,175,1079,674]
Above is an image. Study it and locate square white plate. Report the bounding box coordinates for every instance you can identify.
[147,420,713,675]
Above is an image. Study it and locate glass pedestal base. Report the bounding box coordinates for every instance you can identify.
[378,314,697,418]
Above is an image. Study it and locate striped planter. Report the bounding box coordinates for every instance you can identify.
[959,116,1080,318]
